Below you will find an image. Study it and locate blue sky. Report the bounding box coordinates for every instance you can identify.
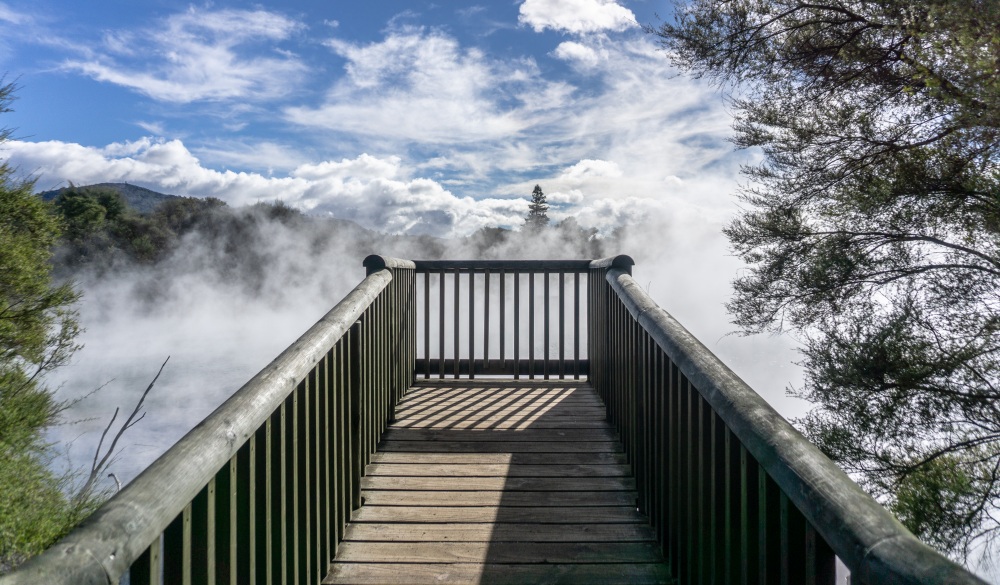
[0,0,745,237]
[6,0,809,425]
[11,0,814,504]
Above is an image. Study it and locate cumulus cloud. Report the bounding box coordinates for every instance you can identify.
[61,7,306,103]
[8,138,529,236]
[285,30,570,144]
[552,40,606,68]
[518,0,636,34]
[292,154,401,181]
[560,159,623,181]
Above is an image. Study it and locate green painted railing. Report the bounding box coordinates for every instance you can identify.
[0,255,985,585]
[588,255,985,585]
[1,257,415,585]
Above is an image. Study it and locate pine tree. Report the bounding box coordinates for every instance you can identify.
[524,185,549,231]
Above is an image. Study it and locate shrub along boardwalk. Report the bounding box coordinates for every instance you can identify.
[324,380,672,584]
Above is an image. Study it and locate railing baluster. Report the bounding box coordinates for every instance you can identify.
[543,270,550,380]
[190,483,209,584]
[500,269,506,371]
[484,270,490,372]
[317,352,329,583]
[439,270,445,379]
[529,272,535,379]
[349,321,362,512]
[514,271,520,379]
[573,272,580,379]
[559,272,565,379]
[469,269,475,379]
[453,268,460,378]
[423,273,429,379]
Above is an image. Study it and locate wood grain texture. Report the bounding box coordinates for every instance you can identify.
[325,381,672,584]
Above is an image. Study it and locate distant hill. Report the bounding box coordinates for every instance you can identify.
[39,183,184,214]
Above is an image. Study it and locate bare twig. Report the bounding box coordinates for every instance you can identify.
[74,356,169,503]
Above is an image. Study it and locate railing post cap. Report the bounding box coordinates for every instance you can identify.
[610,255,634,269]
[589,255,635,273]
[363,254,388,273]
[363,255,416,274]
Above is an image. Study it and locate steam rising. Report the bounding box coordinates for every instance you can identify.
[45,203,805,490]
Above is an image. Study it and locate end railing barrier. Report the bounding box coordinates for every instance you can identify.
[0,254,985,585]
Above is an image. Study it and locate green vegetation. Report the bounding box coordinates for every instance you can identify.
[51,184,227,269]
[0,82,96,572]
[656,0,1000,561]
[524,184,550,231]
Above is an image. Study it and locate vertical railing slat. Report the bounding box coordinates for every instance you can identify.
[514,272,520,379]
[438,270,445,379]
[453,268,460,378]
[469,269,475,379]
[573,272,580,379]
[528,271,535,379]
[543,270,550,380]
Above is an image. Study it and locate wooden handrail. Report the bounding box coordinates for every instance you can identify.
[0,262,413,585]
[591,264,986,584]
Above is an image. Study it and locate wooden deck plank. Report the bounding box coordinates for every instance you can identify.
[368,451,627,465]
[326,381,670,584]
[391,418,610,429]
[364,463,632,477]
[380,429,619,442]
[325,563,673,584]
[396,402,607,420]
[359,490,638,507]
[377,440,622,453]
[360,476,636,492]
[350,505,646,524]
[333,541,664,563]
[342,522,657,542]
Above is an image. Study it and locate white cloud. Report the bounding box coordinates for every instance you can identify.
[552,40,605,68]
[0,2,29,25]
[292,154,402,181]
[192,140,309,175]
[560,159,623,181]
[135,120,166,135]
[518,0,636,34]
[61,7,306,103]
[285,30,567,144]
[7,138,529,236]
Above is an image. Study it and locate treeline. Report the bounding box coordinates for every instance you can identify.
[50,185,312,272]
[47,185,613,284]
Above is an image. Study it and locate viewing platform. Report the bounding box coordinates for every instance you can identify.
[326,380,670,584]
[1,256,984,585]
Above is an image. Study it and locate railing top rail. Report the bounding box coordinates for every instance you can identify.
[410,259,592,272]
[602,267,985,585]
[3,267,397,585]
[382,255,635,274]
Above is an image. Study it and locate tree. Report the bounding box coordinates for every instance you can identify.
[0,82,96,571]
[655,0,1000,561]
[524,184,550,231]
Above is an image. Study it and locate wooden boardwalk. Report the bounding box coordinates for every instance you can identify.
[324,380,672,584]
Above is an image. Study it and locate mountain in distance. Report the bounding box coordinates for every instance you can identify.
[39,182,184,214]
[38,181,404,244]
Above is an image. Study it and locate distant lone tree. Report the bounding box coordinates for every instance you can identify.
[524,185,549,231]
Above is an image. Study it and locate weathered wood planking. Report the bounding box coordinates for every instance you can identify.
[324,381,672,585]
